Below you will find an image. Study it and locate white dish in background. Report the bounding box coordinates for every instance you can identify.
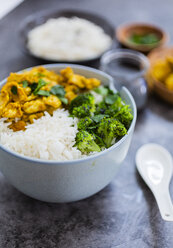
[0,64,137,203]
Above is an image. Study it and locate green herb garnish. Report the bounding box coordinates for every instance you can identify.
[59,97,68,105]
[92,114,109,123]
[50,85,65,97]
[22,80,28,88]
[11,86,17,95]
[36,90,50,96]
[33,79,47,95]
[105,94,119,104]
[129,33,160,45]
[50,85,68,104]
[94,86,109,96]
[30,83,37,92]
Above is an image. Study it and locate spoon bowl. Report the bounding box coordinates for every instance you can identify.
[136,143,173,221]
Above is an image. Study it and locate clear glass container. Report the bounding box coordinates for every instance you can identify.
[100,49,150,110]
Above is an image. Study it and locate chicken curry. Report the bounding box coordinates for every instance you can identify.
[0,67,100,131]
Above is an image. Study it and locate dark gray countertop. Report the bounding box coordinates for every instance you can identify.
[0,0,173,247]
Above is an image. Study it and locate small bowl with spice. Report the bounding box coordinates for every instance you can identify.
[116,23,168,53]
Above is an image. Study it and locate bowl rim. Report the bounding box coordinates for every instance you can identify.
[18,8,115,63]
[0,64,137,165]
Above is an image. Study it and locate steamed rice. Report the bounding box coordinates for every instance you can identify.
[0,109,86,161]
[27,17,112,61]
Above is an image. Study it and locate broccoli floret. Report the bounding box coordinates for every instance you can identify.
[77,116,94,130]
[95,101,107,115]
[95,95,123,116]
[97,117,127,148]
[69,93,95,118]
[75,130,100,154]
[113,105,133,129]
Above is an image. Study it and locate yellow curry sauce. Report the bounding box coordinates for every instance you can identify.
[0,67,100,131]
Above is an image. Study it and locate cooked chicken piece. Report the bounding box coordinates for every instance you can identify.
[8,120,26,131]
[65,85,78,93]
[2,102,23,118]
[68,74,86,88]
[43,95,61,108]
[23,99,46,114]
[84,78,101,89]
[23,87,31,96]
[26,94,38,102]
[2,82,27,102]
[28,112,44,123]
[60,67,73,80]
[65,91,77,102]
[46,106,55,115]
[0,90,9,115]
[12,87,27,102]
[41,80,57,91]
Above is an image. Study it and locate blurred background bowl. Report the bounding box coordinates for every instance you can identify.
[116,22,168,53]
[147,46,173,104]
[19,9,116,65]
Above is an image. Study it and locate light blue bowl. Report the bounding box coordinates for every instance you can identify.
[0,64,137,202]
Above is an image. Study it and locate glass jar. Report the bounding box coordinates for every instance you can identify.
[100,49,150,110]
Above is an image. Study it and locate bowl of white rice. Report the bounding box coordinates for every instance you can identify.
[19,9,115,64]
[0,64,136,203]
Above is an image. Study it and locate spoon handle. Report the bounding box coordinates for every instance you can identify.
[154,189,173,221]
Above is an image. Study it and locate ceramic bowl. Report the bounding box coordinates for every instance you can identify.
[0,64,137,203]
[19,9,115,65]
[116,22,168,53]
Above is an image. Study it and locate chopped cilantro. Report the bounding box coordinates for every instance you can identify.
[22,80,28,88]
[50,85,65,97]
[59,97,68,105]
[33,79,47,95]
[11,86,17,95]
[36,90,50,96]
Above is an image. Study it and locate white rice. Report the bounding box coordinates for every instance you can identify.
[27,17,112,61]
[0,109,86,161]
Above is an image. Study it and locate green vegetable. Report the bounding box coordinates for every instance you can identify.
[11,86,17,95]
[92,114,109,123]
[22,80,28,88]
[69,93,95,118]
[30,83,37,92]
[50,85,68,104]
[129,33,160,45]
[75,130,100,154]
[94,86,109,96]
[77,117,94,131]
[105,94,119,105]
[59,97,68,105]
[36,90,50,97]
[50,85,65,97]
[97,117,127,148]
[33,79,47,95]
[113,105,133,129]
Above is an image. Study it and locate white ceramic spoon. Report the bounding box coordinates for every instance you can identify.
[136,143,173,221]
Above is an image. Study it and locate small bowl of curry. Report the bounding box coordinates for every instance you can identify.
[116,23,168,53]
